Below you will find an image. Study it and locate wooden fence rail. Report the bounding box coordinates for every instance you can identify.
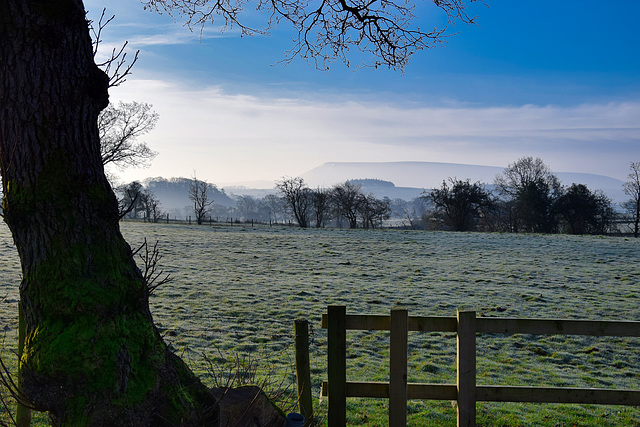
[319,305,640,426]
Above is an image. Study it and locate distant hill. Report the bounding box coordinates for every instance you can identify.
[301,161,627,203]
[302,161,503,188]
[137,162,628,209]
[348,178,395,188]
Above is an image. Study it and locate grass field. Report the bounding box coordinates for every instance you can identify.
[1,221,640,425]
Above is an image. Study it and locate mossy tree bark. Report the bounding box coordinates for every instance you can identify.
[0,1,217,425]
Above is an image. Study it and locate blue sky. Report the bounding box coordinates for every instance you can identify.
[85,0,640,187]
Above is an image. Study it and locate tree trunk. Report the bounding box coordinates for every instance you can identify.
[0,1,217,425]
[634,199,640,238]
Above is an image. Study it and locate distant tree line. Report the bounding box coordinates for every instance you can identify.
[117,181,164,221]
[108,157,640,237]
[115,177,234,222]
[274,177,392,228]
[423,157,623,235]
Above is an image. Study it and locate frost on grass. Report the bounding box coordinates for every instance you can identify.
[1,222,639,425]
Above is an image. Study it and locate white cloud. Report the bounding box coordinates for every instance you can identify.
[108,78,640,186]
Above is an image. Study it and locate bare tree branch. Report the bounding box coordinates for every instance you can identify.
[118,189,140,220]
[141,0,484,71]
[89,8,140,87]
[189,174,215,225]
[133,239,173,297]
[99,102,159,170]
[276,176,312,228]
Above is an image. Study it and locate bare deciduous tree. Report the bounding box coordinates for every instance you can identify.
[427,177,492,232]
[263,194,287,223]
[91,11,159,174]
[494,157,561,198]
[141,189,164,222]
[331,181,364,228]
[494,157,562,233]
[189,174,215,224]
[276,177,312,228]
[359,194,391,229]
[99,101,159,169]
[392,197,430,230]
[623,161,640,238]
[90,8,139,88]
[311,187,331,228]
[116,180,144,219]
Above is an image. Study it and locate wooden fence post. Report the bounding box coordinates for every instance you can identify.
[457,310,476,427]
[294,320,314,426]
[390,308,408,426]
[328,306,346,426]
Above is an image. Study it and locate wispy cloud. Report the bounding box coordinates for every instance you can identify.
[93,25,231,61]
[88,0,232,66]
[109,78,640,185]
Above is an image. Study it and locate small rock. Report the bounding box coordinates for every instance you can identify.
[211,385,285,427]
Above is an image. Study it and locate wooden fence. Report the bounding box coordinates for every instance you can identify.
[317,305,640,426]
